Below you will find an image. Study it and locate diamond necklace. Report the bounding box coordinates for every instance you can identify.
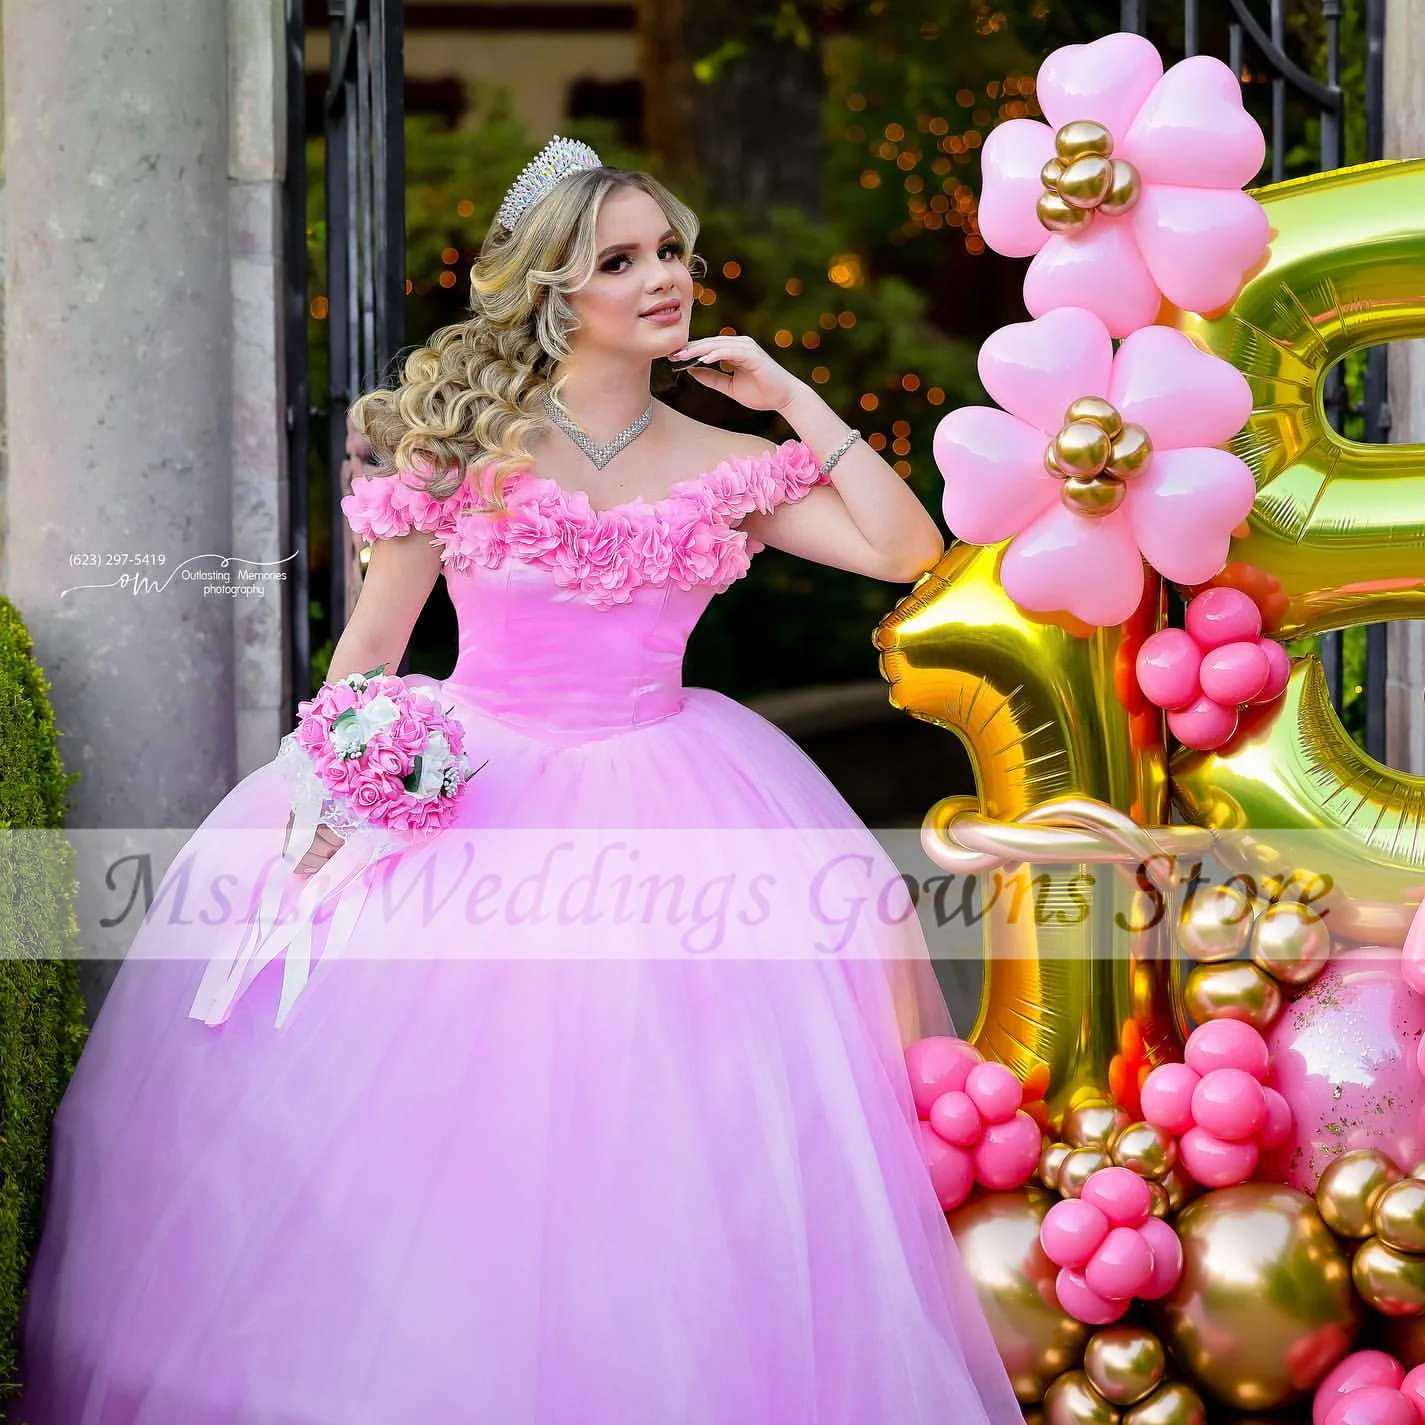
[539,388,654,470]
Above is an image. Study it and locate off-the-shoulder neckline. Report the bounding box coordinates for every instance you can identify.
[506,437,806,519]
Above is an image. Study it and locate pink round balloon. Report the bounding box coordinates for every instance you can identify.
[1040,1197,1111,1270]
[1403,900,1425,998]
[1179,1125,1260,1188]
[1138,1215,1184,1300]
[1081,1165,1153,1228]
[1140,1061,1201,1134]
[1185,1018,1270,1080]
[1192,1067,1268,1142]
[965,1061,1022,1125]
[1323,1387,1416,1425]
[1315,1353,1409,1425]
[1168,695,1239,750]
[1055,1266,1130,1325]
[915,1122,975,1210]
[974,1111,1043,1190]
[1199,639,1271,706]
[1085,1225,1155,1301]
[905,1036,984,1115]
[1260,1087,1293,1151]
[1186,585,1263,649]
[928,1090,982,1148]
[1263,947,1425,1193]
[1256,637,1292,703]
[1136,628,1203,711]
[1399,1363,1425,1422]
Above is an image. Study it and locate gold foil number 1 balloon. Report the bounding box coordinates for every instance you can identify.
[881,159,1425,1110]
[875,543,1175,1115]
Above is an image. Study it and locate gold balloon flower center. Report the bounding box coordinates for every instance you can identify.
[1037,119,1142,236]
[1044,396,1153,519]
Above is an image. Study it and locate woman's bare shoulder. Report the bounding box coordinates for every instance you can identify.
[660,404,779,468]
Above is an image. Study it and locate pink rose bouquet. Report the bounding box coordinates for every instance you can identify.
[287,665,481,836]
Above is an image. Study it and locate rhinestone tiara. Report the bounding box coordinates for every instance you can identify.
[494,135,604,234]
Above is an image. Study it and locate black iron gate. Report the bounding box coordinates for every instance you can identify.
[283,0,1392,752]
[1118,0,1390,759]
[284,0,406,714]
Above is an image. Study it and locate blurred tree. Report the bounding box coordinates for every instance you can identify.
[303,0,1369,705]
[638,0,828,222]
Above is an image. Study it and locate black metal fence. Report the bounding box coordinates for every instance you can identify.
[284,0,406,714]
[285,0,1391,753]
[1119,0,1390,759]
[282,0,310,715]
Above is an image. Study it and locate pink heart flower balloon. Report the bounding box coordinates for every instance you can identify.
[934,307,1256,626]
[979,31,1269,335]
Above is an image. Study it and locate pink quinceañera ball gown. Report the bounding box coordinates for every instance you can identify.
[15,440,1021,1424]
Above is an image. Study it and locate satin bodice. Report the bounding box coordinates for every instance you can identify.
[340,439,833,744]
[442,560,715,740]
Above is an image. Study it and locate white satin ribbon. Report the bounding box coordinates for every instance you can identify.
[188,788,397,1029]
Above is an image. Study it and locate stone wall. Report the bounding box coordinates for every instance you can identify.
[1,0,288,1011]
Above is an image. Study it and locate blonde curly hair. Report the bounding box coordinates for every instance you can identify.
[349,165,702,511]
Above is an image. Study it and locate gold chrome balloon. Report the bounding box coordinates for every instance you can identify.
[1159,1167,1196,1215]
[1100,159,1142,217]
[1063,1101,1132,1149]
[1062,475,1126,517]
[1152,1184,1361,1410]
[1059,1146,1114,1198]
[1111,1121,1177,1181]
[1042,158,1067,189]
[1038,191,1095,235]
[1177,884,1255,964]
[1317,1150,1403,1239]
[876,543,1175,1117]
[1372,1179,1425,1255]
[1353,1237,1425,1316]
[1066,397,1123,437]
[1054,421,1114,476]
[1084,1326,1166,1406]
[1059,154,1115,209]
[1170,161,1425,948]
[1182,960,1283,1030]
[1043,1370,1120,1425]
[946,1188,1092,1404]
[1249,900,1332,986]
[1041,1141,1073,1191]
[1107,425,1153,479]
[1055,120,1114,162]
[1122,1382,1206,1425]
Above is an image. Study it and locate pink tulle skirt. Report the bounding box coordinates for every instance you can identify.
[16,687,1021,1424]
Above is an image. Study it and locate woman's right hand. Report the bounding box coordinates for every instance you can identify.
[285,813,346,876]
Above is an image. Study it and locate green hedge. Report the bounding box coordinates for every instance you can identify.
[0,597,89,1403]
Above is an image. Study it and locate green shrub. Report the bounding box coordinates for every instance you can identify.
[0,597,89,1403]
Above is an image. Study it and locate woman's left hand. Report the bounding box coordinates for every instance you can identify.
[671,334,806,413]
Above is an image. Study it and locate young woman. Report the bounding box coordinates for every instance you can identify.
[16,137,1021,1424]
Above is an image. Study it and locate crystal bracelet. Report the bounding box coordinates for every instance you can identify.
[818,428,862,478]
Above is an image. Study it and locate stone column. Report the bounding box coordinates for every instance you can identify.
[3,2,237,826]
[1384,1,1425,775]
[230,0,292,776]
